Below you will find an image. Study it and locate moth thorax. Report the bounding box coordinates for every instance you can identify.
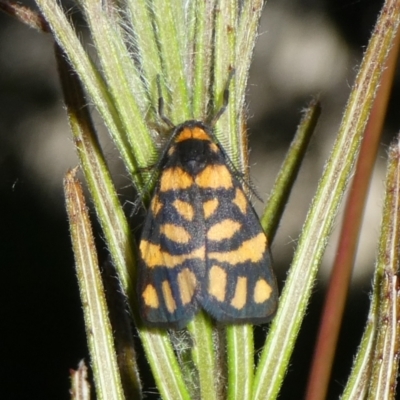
[178,139,213,175]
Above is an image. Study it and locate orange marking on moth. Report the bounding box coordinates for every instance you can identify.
[230,277,247,310]
[162,280,177,313]
[142,284,159,309]
[175,127,211,142]
[160,167,193,192]
[208,265,227,301]
[167,146,175,156]
[232,188,247,214]
[140,241,205,268]
[208,232,266,264]
[178,268,197,305]
[160,223,191,244]
[209,143,219,153]
[150,195,163,216]
[195,165,233,189]
[172,199,194,221]
[203,199,219,219]
[207,219,241,241]
[254,279,273,304]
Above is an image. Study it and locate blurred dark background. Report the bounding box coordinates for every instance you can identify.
[1,0,397,399]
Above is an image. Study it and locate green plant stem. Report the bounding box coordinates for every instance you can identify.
[190,0,213,119]
[36,1,147,187]
[55,42,190,400]
[226,324,254,400]
[261,99,321,241]
[253,1,400,398]
[343,134,400,399]
[64,169,125,400]
[305,23,400,400]
[187,313,218,399]
[151,1,190,123]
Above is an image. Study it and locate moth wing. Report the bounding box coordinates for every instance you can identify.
[200,183,278,324]
[138,187,205,328]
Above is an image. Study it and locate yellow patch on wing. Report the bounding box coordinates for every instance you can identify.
[140,240,205,268]
[203,199,219,219]
[160,223,191,244]
[172,199,194,221]
[162,280,177,313]
[195,165,233,189]
[150,195,163,216]
[230,277,247,310]
[232,188,247,214]
[209,142,219,153]
[160,167,193,192]
[167,146,175,156]
[208,232,266,264]
[208,265,227,301]
[178,268,197,305]
[207,219,241,241]
[142,284,159,309]
[254,279,273,304]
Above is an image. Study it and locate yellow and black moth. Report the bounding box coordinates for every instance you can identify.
[138,116,278,328]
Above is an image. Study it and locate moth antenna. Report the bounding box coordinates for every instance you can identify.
[157,76,174,128]
[210,68,235,127]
